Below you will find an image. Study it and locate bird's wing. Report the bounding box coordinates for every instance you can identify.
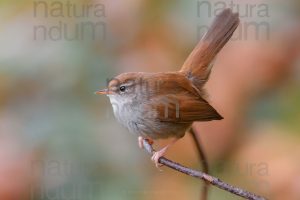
[145,93,223,123]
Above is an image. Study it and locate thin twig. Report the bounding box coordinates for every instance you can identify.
[190,126,209,200]
[142,139,266,200]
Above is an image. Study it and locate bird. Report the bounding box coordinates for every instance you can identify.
[96,8,239,167]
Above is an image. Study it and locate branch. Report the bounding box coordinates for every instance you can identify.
[190,127,209,200]
[142,139,267,200]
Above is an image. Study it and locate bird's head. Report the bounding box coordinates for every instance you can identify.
[95,72,143,99]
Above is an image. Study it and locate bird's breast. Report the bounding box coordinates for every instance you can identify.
[107,95,189,139]
[108,95,142,133]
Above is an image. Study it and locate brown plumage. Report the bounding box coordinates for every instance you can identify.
[180,8,239,88]
[96,8,239,166]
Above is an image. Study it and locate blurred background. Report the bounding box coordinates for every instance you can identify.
[0,0,299,199]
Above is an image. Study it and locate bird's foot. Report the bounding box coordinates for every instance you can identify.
[151,146,168,168]
[138,136,153,149]
[138,136,144,149]
[150,138,179,169]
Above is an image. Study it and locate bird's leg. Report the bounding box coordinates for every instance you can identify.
[151,138,178,168]
[138,136,144,149]
[138,136,153,149]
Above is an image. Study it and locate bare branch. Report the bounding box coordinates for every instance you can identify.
[142,139,267,200]
[190,127,209,200]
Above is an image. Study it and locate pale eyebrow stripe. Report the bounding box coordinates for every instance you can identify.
[121,80,136,87]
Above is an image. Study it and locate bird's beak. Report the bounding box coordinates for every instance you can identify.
[95,89,112,95]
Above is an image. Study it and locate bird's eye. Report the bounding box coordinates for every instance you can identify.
[119,86,126,92]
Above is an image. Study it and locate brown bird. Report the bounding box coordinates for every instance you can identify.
[96,8,239,167]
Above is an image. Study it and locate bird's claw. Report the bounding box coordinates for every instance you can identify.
[138,136,165,170]
[151,151,165,169]
[138,136,144,149]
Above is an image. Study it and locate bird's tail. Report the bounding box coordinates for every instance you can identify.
[180,8,239,89]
